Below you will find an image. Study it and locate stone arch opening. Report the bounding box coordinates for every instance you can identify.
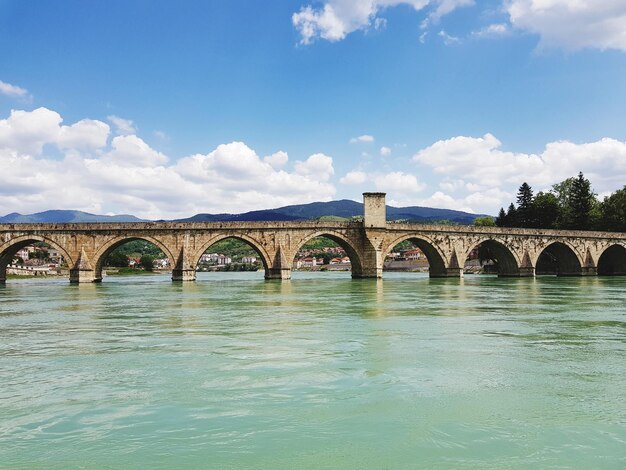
[383,236,447,277]
[194,236,269,277]
[464,239,521,277]
[292,233,363,277]
[535,242,582,276]
[94,237,175,281]
[597,244,626,276]
[0,236,73,283]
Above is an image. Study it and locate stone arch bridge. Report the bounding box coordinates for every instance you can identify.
[1,193,625,283]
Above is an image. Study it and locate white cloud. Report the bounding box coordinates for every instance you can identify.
[107,115,137,135]
[0,107,110,155]
[472,23,509,38]
[340,170,368,185]
[438,29,460,45]
[58,119,110,150]
[0,107,337,219]
[413,132,626,213]
[350,134,375,143]
[373,171,426,193]
[294,153,335,180]
[292,0,471,44]
[505,0,626,52]
[264,150,289,168]
[0,80,30,100]
[380,146,392,156]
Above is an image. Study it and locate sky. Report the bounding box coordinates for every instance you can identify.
[1,0,626,219]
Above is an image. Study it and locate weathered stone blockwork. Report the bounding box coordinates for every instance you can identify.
[1,194,625,283]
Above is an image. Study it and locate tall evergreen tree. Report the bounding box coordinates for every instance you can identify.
[568,172,595,230]
[505,203,517,227]
[516,182,534,227]
[495,207,507,227]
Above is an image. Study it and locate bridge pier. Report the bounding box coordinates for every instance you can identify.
[172,268,196,282]
[430,267,463,278]
[69,248,98,283]
[69,269,98,283]
[580,266,598,276]
[518,266,536,277]
[265,267,292,280]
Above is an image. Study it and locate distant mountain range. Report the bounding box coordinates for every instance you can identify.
[0,200,484,224]
[0,210,146,223]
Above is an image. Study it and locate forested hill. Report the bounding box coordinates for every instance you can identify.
[175,200,482,224]
[1,201,484,224]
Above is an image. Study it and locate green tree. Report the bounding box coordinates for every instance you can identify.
[474,216,496,227]
[140,254,155,271]
[531,192,561,229]
[105,251,129,267]
[505,203,517,227]
[567,172,595,230]
[599,186,626,232]
[551,177,575,228]
[495,208,507,227]
[516,182,535,227]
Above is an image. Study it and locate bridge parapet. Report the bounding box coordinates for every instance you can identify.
[1,194,625,283]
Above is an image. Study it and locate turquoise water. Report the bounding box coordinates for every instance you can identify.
[1,272,625,469]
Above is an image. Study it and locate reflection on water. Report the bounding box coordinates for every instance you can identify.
[1,272,625,469]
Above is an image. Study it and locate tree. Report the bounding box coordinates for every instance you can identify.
[495,208,507,227]
[516,182,534,227]
[474,216,496,227]
[599,186,626,232]
[505,203,518,227]
[567,172,595,230]
[532,192,561,229]
[140,254,155,271]
[105,250,129,267]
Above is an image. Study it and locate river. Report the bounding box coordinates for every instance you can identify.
[1,272,625,469]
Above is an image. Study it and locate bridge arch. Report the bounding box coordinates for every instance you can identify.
[462,237,522,276]
[534,241,583,276]
[290,230,363,277]
[0,235,74,282]
[382,234,448,277]
[597,243,626,276]
[191,233,272,277]
[93,235,176,281]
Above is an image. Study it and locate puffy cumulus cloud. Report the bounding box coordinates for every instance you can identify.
[105,135,168,167]
[107,115,137,135]
[292,0,471,44]
[58,119,110,150]
[350,134,375,143]
[339,170,368,185]
[0,107,337,219]
[0,107,110,155]
[339,169,426,206]
[294,153,335,180]
[505,0,626,52]
[373,171,426,193]
[0,80,30,100]
[413,132,626,214]
[264,150,289,168]
[380,146,392,156]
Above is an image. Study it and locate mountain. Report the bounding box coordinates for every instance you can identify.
[0,210,146,223]
[1,201,485,224]
[176,200,483,224]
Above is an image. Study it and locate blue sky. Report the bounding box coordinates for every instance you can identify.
[1,0,626,218]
